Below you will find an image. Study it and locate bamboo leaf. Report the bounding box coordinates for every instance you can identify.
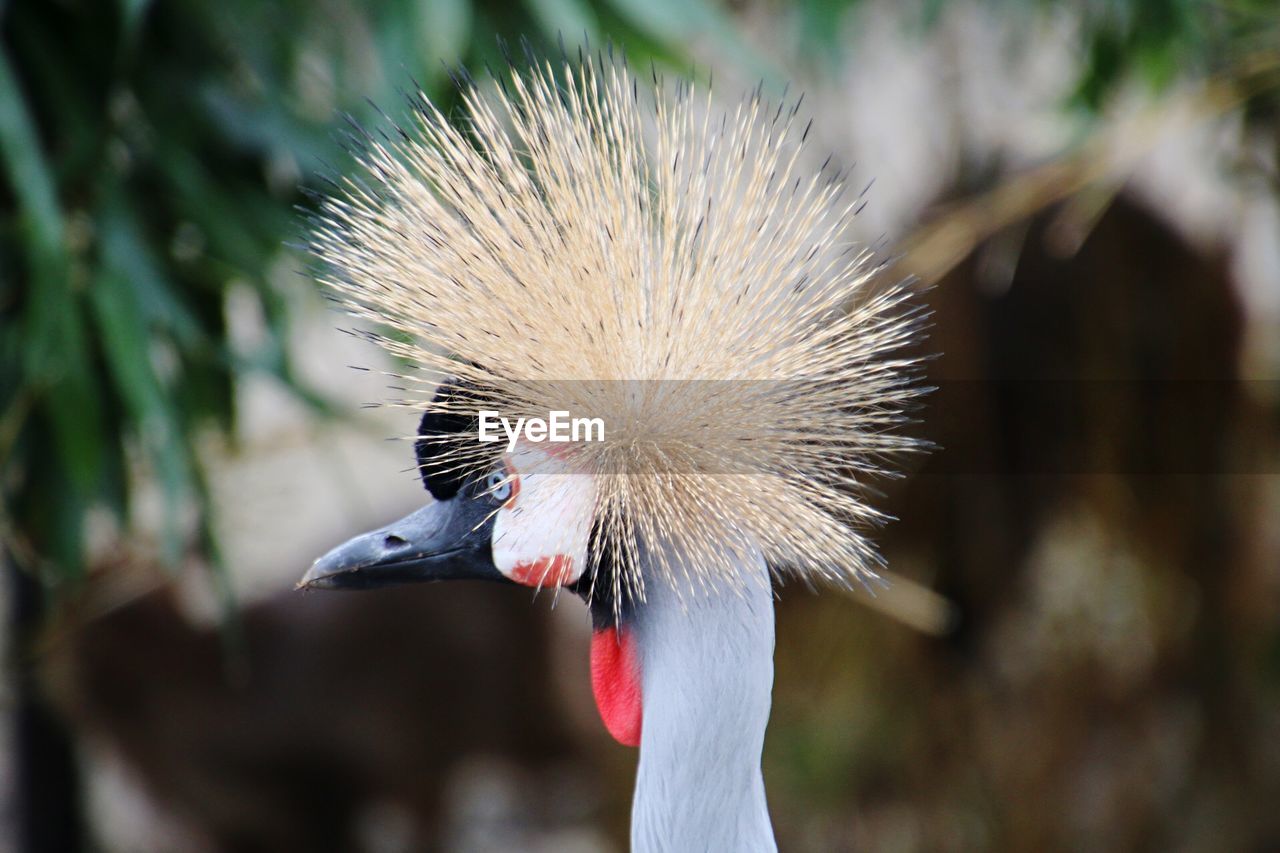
[90,193,196,564]
[98,201,204,348]
[89,260,192,565]
[601,0,781,86]
[0,46,61,256]
[118,0,153,36]
[524,0,599,43]
[417,0,473,64]
[0,45,104,498]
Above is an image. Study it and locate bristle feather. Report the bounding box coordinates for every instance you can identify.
[309,56,926,612]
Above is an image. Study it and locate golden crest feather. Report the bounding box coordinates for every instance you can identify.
[308,54,926,611]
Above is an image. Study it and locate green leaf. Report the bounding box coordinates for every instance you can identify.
[0,46,62,257]
[523,0,599,43]
[0,45,105,499]
[88,269,162,445]
[798,0,858,63]
[603,0,714,43]
[151,141,275,275]
[40,458,90,580]
[118,0,153,38]
[90,196,196,564]
[601,0,781,88]
[90,265,193,564]
[98,201,204,348]
[35,312,105,498]
[416,0,473,65]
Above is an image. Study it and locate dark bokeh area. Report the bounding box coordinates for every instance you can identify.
[49,582,589,852]
[772,192,1278,851]
[3,1,1279,851]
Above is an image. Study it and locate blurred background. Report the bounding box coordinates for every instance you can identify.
[2,0,1279,851]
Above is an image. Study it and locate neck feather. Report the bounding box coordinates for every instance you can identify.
[629,550,777,853]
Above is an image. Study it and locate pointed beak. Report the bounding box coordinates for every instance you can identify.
[298,497,503,590]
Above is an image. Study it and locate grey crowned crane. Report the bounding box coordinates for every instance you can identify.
[299,55,924,851]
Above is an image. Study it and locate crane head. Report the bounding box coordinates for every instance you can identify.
[299,405,595,593]
[299,397,640,746]
[299,56,929,755]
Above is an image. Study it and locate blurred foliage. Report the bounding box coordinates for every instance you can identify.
[0,0,756,592]
[793,0,1280,123]
[1064,0,1280,116]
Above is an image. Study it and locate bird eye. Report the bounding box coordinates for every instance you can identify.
[485,469,512,502]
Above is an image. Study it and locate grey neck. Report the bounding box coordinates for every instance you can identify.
[629,550,777,853]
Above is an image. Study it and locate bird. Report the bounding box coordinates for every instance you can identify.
[298,51,925,851]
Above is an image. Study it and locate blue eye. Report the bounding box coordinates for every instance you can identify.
[486,470,512,502]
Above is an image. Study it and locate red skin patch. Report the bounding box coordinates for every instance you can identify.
[509,554,575,587]
[590,628,642,747]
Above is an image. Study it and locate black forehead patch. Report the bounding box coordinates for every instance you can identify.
[415,380,483,500]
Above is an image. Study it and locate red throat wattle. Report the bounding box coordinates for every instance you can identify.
[590,627,642,747]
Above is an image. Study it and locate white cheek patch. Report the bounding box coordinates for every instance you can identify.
[492,444,596,588]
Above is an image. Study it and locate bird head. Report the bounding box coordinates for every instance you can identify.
[298,55,926,755]
[300,388,640,744]
[300,394,598,592]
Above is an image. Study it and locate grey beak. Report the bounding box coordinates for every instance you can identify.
[298,495,503,590]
